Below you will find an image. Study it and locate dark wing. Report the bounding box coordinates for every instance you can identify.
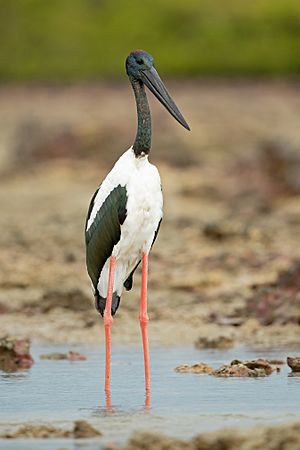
[124,218,162,291]
[85,184,127,291]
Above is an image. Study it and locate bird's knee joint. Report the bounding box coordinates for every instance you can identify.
[104,313,113,327]
[139,314,149,325]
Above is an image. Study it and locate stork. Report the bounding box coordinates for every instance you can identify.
[85,50,190,395]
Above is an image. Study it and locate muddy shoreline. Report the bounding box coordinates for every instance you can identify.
[0,81,300,448]
[1,343,299,449]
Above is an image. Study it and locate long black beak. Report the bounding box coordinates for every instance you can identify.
[140,67,190,131]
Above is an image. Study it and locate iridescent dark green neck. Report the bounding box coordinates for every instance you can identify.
[130,77,151,157]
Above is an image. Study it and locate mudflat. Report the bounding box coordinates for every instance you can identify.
[0,81,300,449]
[0,80,299,348]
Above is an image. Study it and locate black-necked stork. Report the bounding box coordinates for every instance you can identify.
[85,50,190,395]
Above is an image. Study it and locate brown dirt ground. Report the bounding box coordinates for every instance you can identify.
[0,80,299,348]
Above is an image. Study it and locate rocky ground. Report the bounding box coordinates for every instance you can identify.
[0,80,300,448]
[0,80,299,349]
[115,421,300,450]
[1,420,299,449]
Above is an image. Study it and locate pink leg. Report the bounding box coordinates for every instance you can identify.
[139,252,151,392]
[144,390,151,411]
[103,256,116,393]
[105,390,112,412]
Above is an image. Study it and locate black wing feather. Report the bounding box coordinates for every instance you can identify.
[85,185,127,290]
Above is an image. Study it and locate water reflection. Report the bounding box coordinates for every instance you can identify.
[144,389,151,411]
[87,388,151,418]
[0,370,29,382]
[105,390,113,413]
[1,344,300,440]
[102,389,151,414]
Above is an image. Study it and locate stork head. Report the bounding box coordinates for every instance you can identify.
[126,50,190,131]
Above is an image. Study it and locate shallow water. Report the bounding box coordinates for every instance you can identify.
[0,344,299,449]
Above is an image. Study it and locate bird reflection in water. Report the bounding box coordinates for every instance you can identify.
[103,389,151,413]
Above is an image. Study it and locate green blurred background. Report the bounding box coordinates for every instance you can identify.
[1,0,300,81]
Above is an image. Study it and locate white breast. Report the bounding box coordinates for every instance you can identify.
[117,157,162,248]
[95,147,163,297]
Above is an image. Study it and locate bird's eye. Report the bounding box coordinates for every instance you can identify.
[136,58,144,65]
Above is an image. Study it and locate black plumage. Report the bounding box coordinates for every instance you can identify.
[85,185,128,293]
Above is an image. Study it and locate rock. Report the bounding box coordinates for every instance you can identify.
[114,421,300,450]
[3,421,101,439]
[194,420,300,450]
[287,356,300,372]
[212,363,254,377]
[73,420,102,438]
[40,352,68,360]
[175,363,213,374]
[212,358,275,377]
[0,336,34,371]
[118,432,187,450]
[4,425,72,439]
[241,358,274,374]
[40,351,86,361]
[195,335,235,349]
[67,351,87,361]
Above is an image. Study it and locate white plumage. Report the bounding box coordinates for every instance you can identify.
[86,147,163,298]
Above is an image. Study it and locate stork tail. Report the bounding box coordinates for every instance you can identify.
[95,291,121,316]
